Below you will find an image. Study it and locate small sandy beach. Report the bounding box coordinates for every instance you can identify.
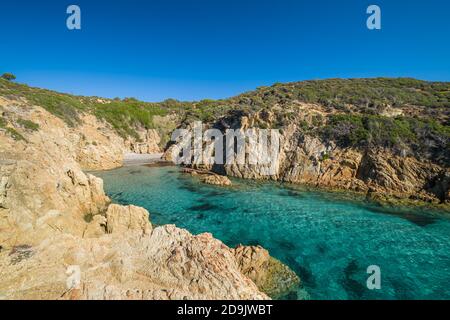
[123,153,164,166]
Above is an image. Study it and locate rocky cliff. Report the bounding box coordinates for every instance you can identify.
[0,96,299,299]
[175,98,449,207]
[2,78,448,207]
[220,109,449,206]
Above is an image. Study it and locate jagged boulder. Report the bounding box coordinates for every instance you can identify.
[202,174,232,186]
[106,204,152,235]
[234,245,300,298]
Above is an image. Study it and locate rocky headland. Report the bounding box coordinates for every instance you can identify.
[169,79,450,208]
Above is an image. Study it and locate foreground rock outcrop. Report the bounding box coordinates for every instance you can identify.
[0,219,273,300]
[0,96,299,300]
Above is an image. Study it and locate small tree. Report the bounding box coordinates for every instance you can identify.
[1,73,16,81]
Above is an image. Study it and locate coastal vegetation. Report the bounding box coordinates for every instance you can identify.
[1,77,449,164]
[237,78,450,110]
[0,116,26,141]
[16,118,40,131]
[320,114,450,164]
[1,73,16,81]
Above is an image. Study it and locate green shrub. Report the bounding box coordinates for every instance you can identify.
[1,73,16,81]
[83,213,94,223]
[6,128,26,141]
[92,99,169,139]
[233,78,450,111]
[17,118,39,131]
[0,117,25,141]
[320,112,449,160]
[322,114,368,147]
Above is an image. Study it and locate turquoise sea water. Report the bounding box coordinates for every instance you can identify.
[94,165,450,300]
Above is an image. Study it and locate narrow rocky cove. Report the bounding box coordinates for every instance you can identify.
[1,78,449,300]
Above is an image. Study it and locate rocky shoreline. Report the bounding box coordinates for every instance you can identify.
[168,110,449,211]
[179,164,450,213]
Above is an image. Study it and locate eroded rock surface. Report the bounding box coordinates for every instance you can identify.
[0,222,271,300]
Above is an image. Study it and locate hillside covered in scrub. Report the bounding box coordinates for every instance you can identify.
[1,77,449,206]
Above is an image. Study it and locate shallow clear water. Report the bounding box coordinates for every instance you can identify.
[94,165,450,300]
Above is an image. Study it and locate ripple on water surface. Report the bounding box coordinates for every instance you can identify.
[94,166,450,300]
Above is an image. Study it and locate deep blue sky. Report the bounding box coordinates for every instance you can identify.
[0,0,449,101]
